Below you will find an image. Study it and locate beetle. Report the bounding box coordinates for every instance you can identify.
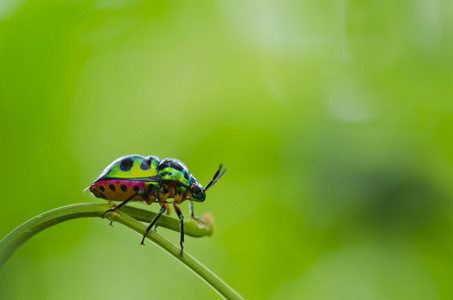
[87,154,226,255]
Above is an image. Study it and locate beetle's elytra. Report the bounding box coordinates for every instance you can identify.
[87,155,227,256]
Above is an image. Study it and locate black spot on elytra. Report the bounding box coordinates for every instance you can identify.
[100,186,105,192]
[109,184,115,191]
[140,159,151,171]
[184,172,189,180]
[172,164,184,172]
[99,193,107,199]
[158,159,184,172]
[121,185,127,192]
[133,186,140,192]
[161,172,172,177]
[120,158,134,172]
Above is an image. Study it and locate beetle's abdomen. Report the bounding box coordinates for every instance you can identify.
[89,179,149,202]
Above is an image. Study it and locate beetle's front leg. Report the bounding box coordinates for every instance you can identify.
[188,201,200,221]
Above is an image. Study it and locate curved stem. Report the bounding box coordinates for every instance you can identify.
[0,203,243,300]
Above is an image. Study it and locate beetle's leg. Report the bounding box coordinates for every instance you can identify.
[189,201,200,221]
[141,205,167,245]
[152,184,169,232]
[153,203,170,232]
[164,202,171,214]
[189,201,195,218]
[173,204,185,256]
[101,192,139,219]
[158,183,170,203]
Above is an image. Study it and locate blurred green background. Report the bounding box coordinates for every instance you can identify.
[1,0,453,299]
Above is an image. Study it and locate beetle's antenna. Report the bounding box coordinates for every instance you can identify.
[199,164,227,194]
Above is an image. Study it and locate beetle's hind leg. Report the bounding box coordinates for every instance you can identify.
[101,191,140,219]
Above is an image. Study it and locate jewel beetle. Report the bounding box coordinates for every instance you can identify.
[87,154,227,255]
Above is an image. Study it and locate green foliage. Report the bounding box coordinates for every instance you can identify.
[0,204,243,300]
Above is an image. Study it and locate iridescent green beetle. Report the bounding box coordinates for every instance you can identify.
[87,155,227,255]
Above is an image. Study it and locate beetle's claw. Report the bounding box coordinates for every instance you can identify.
[101,209,114,219]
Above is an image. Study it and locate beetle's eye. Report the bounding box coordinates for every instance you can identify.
[197,187,204,196]
[190,184,201,195]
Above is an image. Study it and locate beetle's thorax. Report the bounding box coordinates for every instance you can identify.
[149,181,191,204]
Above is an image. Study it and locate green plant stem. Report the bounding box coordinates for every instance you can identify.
[0,203,244,300]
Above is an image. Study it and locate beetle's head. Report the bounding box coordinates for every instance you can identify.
[190,179,206,202]
[190,164,227,202]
